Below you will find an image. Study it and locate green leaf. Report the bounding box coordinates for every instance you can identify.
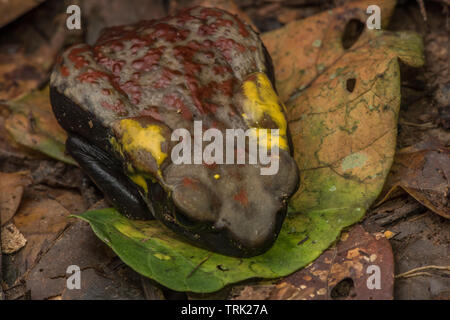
[74,205,357,293]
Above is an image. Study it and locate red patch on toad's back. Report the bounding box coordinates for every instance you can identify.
[234,189,249,207]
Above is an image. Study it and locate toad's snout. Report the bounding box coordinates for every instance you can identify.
[160,148,299,256]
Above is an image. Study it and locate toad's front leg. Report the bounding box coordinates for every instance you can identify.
[66,134,154,220]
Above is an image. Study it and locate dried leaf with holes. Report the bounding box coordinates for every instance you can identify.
[263,0,424,223]
[231,225,394,300]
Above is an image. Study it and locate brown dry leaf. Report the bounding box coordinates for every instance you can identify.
[169,0,258,31]
[25,220,147,300]
[0,105,37,159]
[1,181,89,289]
[29,183,88,215]
[378,139,450,218]
[0,50,46,102]
[1,223,27,254]
[231,225,394,300]
[3,197,71,285]
[0,171,32,226]
[81,0,166,45]
[277,8,304,24]
[0,0,81,101]
[262,0,424,216]
[0,0,46,28]
[44,188,88,215]
[5,86,76,165]
[263,0,397,103]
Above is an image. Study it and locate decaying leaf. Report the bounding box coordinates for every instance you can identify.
[0,0,80,101]
[1,223,27,254]
[0,105,36,159]
[0,0,46,28]
[263,0,424,223]
[72,0,424,293]
[25,220,146,300]
[378,139,450,218]
[0,171,32,226]
[4,86,76,165]
[231,225,394,300]
[3,197,71,285]
[1,180,89,289]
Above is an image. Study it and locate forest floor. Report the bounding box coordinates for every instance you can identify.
[0,0,448,300]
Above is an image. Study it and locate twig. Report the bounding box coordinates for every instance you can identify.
[398,119,436,128]
[397,272,432,279]
[187,253,212,278]
[407,212,429,222]
[395,265,450,279]
[417,0,428,21]
[374,201,426,226]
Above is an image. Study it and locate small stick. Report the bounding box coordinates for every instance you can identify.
[187,253,212,278]
[417,0,428,21]
[395,265,450,278]
[398,119,436,128]
[396,272,432,279]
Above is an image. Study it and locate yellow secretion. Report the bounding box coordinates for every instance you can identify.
[242,73,288,150]
[252,128,282,150]
[117,118,167,168]
[110,136,124,158]
[129,174,148,194]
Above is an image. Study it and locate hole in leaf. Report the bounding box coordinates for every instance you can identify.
[346,78,356,92]
[254,17,284,33]
[342,19,365,49]
[330,277,356,299]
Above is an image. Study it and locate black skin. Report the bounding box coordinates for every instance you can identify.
[66,134,153,220]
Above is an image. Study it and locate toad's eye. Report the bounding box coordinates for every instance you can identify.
[171,177,219,224]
